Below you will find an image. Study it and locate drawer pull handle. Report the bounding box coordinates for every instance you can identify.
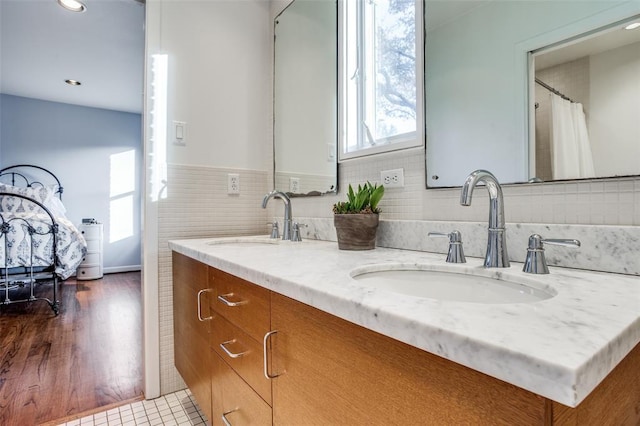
[219,339,247,359]
[217,293,247,307]
[221,409,237,426]
[197,289,213,322]
[263,330,280,379]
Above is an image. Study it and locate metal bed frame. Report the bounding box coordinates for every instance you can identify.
[0,165,64,315]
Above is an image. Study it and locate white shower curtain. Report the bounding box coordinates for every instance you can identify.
[549,93,595,180]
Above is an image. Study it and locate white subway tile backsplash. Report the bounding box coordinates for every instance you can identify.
[312,149,639,226]
[157,164,269,395]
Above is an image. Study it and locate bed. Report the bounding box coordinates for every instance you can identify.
[0,165,87,315]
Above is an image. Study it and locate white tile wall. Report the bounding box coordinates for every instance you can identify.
[158,164,270,395]
[275,171,335,195]
[292,148,640,226]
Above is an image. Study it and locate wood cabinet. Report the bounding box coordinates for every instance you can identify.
[210,350,272,426]
[173,254,640,426]
[271,292,548,425]
[270,295,640,426]
[172,252,213,422]
[208,267,272,425]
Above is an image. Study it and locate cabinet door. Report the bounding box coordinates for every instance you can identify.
[211,351,272,426]
[209,268,271,342]
[271,293,547,425]
[172,252,213,422]
[210,311,272,405]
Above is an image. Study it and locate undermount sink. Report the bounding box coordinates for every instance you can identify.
[205,236,279,246]
[351,265,556,304]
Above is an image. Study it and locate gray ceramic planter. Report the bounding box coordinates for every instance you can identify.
[334,213,379,250]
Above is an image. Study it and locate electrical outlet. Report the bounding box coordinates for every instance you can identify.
[380,168,405,188]
[227,173,240,194]
[290,177,300,193]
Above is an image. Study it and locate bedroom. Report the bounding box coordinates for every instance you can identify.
[0,0,144,423]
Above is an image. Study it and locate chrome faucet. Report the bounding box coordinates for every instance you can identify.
[460,170,510,268]
[262,190,293,240]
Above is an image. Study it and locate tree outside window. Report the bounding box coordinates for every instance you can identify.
[342,0,423,158]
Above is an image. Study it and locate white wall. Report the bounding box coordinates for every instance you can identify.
[1,94,142,272]
[159,1,271,171]
[589,41,640,177]
[144,0,273,396]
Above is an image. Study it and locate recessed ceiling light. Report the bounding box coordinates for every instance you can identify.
[624,22,640,30]
[57,0,86,13]
[65,79,82,86]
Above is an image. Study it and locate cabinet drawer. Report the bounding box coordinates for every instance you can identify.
[211,351,272,426]
[85,238,102,252]
[80,225,102,239]
[81,252,100,266]
[211,312,272,405]
[76,266,102,280]
[209,268,270,342]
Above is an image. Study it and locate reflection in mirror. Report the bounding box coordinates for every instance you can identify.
[274,0,338,196]
[531,16,640,181]
[425,1,640,188]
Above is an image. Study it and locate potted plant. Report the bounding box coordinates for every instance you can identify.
[332,182,385,250]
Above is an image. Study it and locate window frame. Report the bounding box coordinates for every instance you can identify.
[338,0,425,161]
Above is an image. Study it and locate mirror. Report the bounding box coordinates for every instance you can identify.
[425,1,640,188]
[531,16,640,181]
[274,0,338,196]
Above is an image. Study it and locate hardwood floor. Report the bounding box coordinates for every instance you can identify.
[0,272,144,425]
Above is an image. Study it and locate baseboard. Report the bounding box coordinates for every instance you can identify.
[104,265,142,274]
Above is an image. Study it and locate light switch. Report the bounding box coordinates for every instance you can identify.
[173,121,186,146]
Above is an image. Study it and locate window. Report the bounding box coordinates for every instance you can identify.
[341,0,423,159]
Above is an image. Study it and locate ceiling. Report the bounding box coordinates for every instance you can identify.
[535,18,640,70]
[0,0,145,114]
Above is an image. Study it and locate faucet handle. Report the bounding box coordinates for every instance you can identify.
[267,220,280,239]
[428,230,466,263]
[291,222,307,242]
[523,234,580,274]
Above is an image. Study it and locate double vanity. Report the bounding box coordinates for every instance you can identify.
[170,231,639,425]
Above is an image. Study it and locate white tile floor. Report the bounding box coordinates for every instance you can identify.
[58,390,208,426]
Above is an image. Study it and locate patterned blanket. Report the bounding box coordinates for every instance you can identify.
[0,212,87,280]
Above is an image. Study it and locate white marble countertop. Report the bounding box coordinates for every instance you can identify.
[169,236,640,408]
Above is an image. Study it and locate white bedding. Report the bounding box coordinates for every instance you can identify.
[0,204,87,280]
